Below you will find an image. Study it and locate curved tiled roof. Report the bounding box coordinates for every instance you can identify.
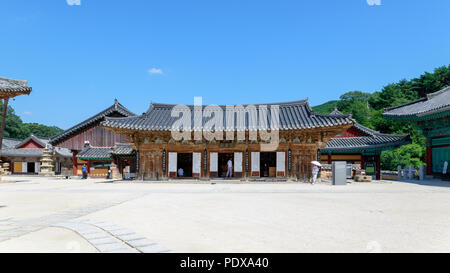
[50,99,136,144]
[15,135,49,148]
[1,146,72,158]
[111,143,136,156]
[323,109,411,152]
[1,148,44,157]
[77,143,135,160]
[383,87,450,119]
[102,99,354,131]
[324,134,411,151]
[0,77,32,98]
[2,137,22,149]
[77,147,113,160]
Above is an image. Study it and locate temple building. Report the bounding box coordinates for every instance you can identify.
[102,99,355,180]
[321,108,411,180]
[383,87,450,178]
[0,135,72,175]
[49,99,137,178]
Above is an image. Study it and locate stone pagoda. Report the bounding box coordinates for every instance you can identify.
[39,144,55,176]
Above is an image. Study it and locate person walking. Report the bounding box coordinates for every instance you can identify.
[226,158,233,178]
[311,161,322,184]
[81,164,88,179]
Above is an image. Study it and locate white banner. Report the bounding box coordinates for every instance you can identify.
[168,152,177,172]
[22,162,28,173]
[234,152,243,172]
[193,153,201,174]
[277,152,286,172]
[210,152,218,172]
[251,152,260,172]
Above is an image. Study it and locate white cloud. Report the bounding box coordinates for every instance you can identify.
[67,0,81,6]
[23,111,33,116]
[366,0,381,6]
[148,68,164,75]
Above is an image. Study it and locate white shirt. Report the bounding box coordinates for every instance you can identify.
[312,166,319,175]
[227,160,233,169]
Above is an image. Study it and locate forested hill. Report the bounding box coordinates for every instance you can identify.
[313,65,450,170]
[0,101,63,140]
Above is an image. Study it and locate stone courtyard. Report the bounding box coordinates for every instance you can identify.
[0,176,450,253]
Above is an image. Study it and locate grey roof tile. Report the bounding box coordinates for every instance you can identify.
[0,77,32,94]
[1,134,72,158]
[2,138,22,149]
[323,135,411,151]
[77,147,113,160]
[323,111,411,151]
[102,99,354,131]
[112,143,135,156]
[15,135,49,148]
[76,143,136,160]
[383,87,450,118]
[1,146,72,158]
[1,149,44,157]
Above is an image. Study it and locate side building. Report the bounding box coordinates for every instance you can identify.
[102,99,355,181]
[1,135,72,175]
[49,99,137,178]
[383,87,450,178]
[321,108,411,180]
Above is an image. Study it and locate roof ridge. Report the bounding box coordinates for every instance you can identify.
[50,100,136,144]
[0,77,29,87]
[427,86,450,99]
[150,99,310,108]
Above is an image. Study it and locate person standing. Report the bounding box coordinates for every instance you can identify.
[312,165,320,184]
[226,158,233,178]
[81,164,88,179]
[178,167,184,178]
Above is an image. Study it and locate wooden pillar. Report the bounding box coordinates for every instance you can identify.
[0,98,9,153]
[360,154,365,170]
[376,155,381,180]
[87,160,92,177]
[72,151,78,176]
[426,144,433,176]
[328,153,332,164]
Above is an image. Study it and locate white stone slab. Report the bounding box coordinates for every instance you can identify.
[127,238,156,248]
[138,244,170,253]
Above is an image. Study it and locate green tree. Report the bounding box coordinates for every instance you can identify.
[381,144,425,170]
[313,65,450,171]
[0,101,63,140]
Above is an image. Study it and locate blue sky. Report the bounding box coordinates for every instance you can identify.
[1,0,449,129]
